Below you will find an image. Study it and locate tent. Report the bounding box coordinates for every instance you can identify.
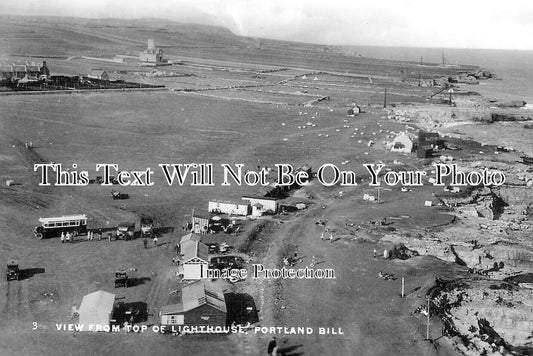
[390,133,414,153]
[78,290,115,331]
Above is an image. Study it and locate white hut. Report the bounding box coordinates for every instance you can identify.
[78,290,115,331]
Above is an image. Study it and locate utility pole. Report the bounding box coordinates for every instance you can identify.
[383,88,387,108]
[426,296,431,340]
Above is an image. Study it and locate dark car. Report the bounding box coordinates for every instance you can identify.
[111,190,129,200]
[205,243,219,254]
[209,255,245,270]
[6,260,20,281]
[114,269,128,288]
[140,217,153,238]
[116,222,135,240]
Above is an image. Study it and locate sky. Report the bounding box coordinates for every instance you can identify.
[1,0,533,50]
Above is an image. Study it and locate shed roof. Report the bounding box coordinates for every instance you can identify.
[180,233,201,244]
[88,69,107,78]
[181,240,209,263]
[182,280,226,313]
[12,65,26,72]
[242,195,278,202]
[160,280,226,315]
[160,302,184,315]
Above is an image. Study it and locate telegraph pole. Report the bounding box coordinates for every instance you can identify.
[426,296,431,340]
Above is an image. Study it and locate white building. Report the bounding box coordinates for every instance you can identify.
[208,201,250,216]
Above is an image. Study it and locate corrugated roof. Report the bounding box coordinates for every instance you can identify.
[242,195,278,201]
[182,280,226,313]
[78,290,115,315]
[181,240,208,263]
[160,302,184,315]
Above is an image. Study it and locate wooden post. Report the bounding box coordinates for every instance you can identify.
[401,277,405,298]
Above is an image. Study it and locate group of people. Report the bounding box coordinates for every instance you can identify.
[60,230,106,243]
[142,236,158,249]
[283,251,300,267]
[60,231,74,243]
[86,230,101,241]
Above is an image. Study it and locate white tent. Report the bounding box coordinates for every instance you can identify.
[390,133,414,153]
[78,290,115,331]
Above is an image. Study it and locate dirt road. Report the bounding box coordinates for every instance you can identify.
[253,194,467,356]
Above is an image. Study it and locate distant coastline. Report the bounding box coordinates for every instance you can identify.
[342,45,533,103]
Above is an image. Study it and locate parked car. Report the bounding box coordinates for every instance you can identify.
[111,190,129,200]
[6,260,20,281]
[116,222,135,240]
[205,242,219,254]
[114,269,128,288]
[140,217,153,238]
[209,255,245,270]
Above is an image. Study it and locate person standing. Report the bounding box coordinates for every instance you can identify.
[60,231,65,243]
[320,232,325,241]
[153,236,158,247]
[373,249,377,259]
[267,337,277,356]
[143,237,148,249]
[329,233,334,243]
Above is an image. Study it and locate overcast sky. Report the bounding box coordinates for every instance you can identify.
[1,0,533,50]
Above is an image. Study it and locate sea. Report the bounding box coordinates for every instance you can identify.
[344,46,533,155]
[346,46,533,104]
